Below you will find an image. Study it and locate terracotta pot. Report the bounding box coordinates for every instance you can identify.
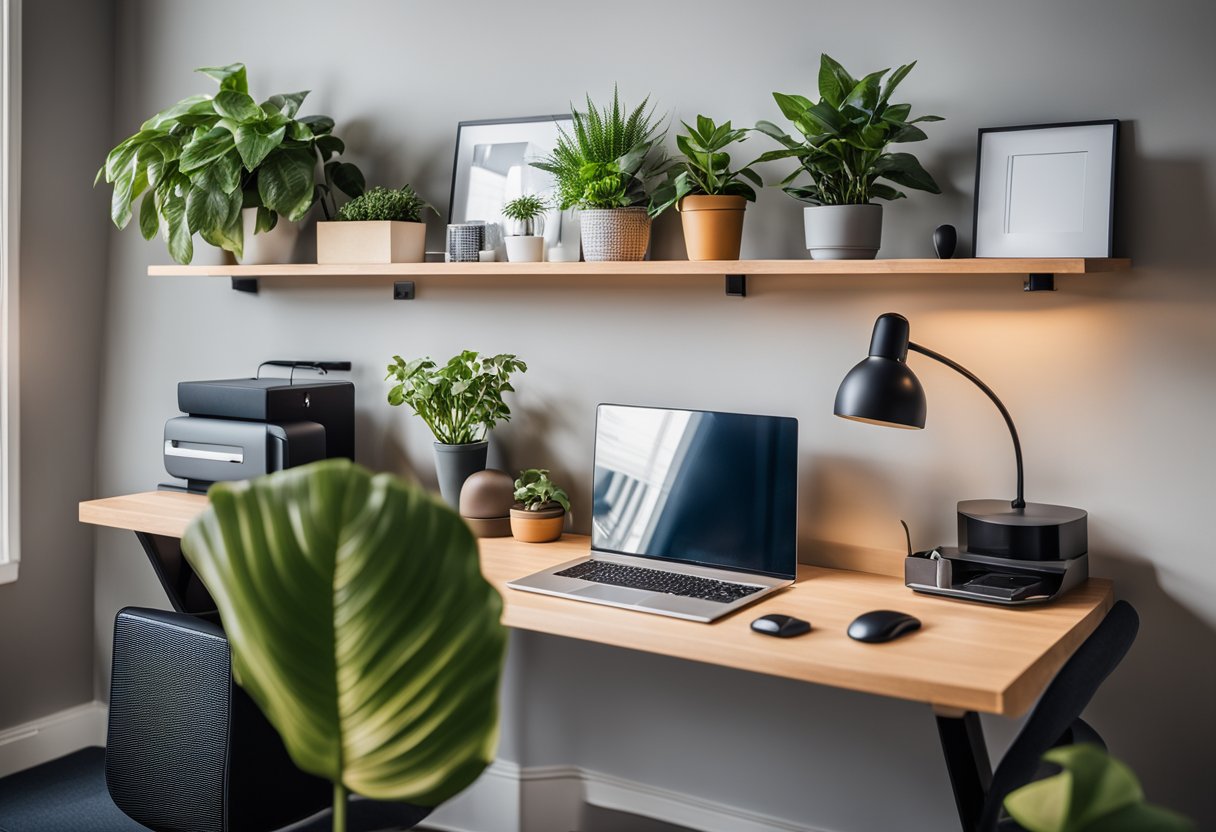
[679,195,747,260]
[509,505,565,543]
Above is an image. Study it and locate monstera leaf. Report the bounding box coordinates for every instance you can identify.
[1004,744,1193,832]
[182,459,506,827]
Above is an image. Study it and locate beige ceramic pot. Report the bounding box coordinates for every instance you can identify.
[679,195,747,260]
[509,505,565,543]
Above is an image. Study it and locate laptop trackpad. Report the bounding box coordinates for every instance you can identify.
[573,583,659,604]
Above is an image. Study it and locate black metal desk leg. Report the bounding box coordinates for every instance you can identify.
[934,707,993,832]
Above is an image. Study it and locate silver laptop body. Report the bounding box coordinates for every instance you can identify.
[508,404,799,623]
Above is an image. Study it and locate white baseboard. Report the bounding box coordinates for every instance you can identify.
[425,760,827,832]
[0,701,107,779]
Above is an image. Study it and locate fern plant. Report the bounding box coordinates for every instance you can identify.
[337,185,434,222]
[532,87,669,211]
[501,194,548,236]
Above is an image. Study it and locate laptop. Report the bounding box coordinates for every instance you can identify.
[507,404,799,622]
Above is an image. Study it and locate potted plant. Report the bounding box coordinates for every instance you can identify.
[385,351,527,508]
[532,88,669,261]
[98,62,364,265]
[501,195,549,263]
[650,115,765,261]
[317,185,435,264]
[510,469,570,543]
[755,54,943,260]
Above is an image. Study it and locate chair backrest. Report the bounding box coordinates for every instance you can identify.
[978,600,1140,831]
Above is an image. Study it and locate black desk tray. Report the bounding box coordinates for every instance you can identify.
[905,547,1088,606]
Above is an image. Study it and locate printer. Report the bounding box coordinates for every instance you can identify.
[163,363,354,493]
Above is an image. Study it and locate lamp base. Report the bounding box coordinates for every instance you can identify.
[957,499,1087,562]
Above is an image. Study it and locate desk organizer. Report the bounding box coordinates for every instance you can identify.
[905,547,1089,606]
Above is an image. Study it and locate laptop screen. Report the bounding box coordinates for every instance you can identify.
[591,404,798,580]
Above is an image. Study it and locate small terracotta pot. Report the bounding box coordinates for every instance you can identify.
[509,505,565,543]
[679,195,747,261]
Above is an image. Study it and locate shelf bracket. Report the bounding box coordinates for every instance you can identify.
[231,277,259,294]
[725,274,747,297]
[1024,273,1056,292]
[393,281,416,301]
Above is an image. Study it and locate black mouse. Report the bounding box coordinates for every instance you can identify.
[847,610,921,643]
[751,614,811,638]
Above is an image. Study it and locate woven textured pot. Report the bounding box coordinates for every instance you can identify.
[679,195,747,260]
[580,207,650,261]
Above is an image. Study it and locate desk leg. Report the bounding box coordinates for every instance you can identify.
[134,532,217,617]
[934,708,993,832]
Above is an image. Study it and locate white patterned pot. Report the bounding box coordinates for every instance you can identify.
[579,207,651,261]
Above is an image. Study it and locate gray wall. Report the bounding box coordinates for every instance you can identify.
[0,0,112,729]
[93,0,1215,828]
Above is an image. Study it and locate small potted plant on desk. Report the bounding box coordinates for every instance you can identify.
[650,115,765,260]
[755,53,943,260]
[318,185,435,263]
[510,469,570,543]
[99,62,364,265]
[532,87,669,261]
[386,351,527,508]
[501,195,549,263]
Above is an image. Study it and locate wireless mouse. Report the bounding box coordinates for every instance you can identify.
[751,614,811,638]
[847,610,921,643]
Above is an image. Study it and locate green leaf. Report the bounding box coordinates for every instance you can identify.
[213,89,263,123]
[818,54,857,107]
[200,209,244,259]
[773,92,813,122]
[181,460,507,806]
[874,152,941,193]
[255,206,278,234]
[258,148,317,221]
[138,191,158,241]
[197,63,248,94]
[316,134,345,161]
[140,95,215,131]
[179,126,236,173]
[262,90,309,118]
[299,114,335,135]
[879,62,916,107]
[157,177,193,265]
[186,183,241,235]
[234,122,287,170]
[326,161,365,199]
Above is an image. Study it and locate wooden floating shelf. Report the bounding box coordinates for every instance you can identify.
[149,257,1129,278]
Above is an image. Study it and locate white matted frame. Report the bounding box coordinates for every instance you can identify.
[0,0,21,582]
[973,120,1118,258]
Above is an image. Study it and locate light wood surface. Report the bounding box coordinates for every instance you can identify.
[80,491,1114,716]
[147,257,1131,279]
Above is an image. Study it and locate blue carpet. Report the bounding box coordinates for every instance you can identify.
[0,747,149,831]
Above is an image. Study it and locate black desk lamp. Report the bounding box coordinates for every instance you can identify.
[834,313,1086,562]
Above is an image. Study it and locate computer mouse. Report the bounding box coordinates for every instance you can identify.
[847,610,921,643]
[751,614,811,638]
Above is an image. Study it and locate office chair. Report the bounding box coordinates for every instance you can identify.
[978,600,1140,832]
[106,607,432,832]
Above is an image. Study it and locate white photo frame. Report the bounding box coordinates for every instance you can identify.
[448,115,579,262]
[973,121,1118,258]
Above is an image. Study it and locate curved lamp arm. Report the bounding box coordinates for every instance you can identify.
[909,343,1026,510]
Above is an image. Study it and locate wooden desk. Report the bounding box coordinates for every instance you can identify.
[81,490,1114,830]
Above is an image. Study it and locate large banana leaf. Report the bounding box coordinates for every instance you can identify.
[182,459,506,813]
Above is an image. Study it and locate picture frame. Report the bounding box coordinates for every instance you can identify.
[973,120,1118,258]
[448,114,579,262]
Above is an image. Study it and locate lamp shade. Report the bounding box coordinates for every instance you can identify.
[834,313,927,429]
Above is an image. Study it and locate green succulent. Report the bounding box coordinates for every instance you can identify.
[98,62,365,264]
[513,469,570,513]
[531,87,670,211]
[337,185,434,223]
[755,53,943,205]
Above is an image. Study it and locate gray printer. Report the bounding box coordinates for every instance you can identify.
[163,366,354,493]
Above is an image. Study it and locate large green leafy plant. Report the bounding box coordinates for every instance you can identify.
[650,115,765,216]
[531,88,669,210]
[386,351,528,445]
[1004,745,1192,831]
[99,63,365,264]
[756,54,942,205]
[181,460,507,830]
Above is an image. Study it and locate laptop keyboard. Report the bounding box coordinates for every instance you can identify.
[555,560,764,604]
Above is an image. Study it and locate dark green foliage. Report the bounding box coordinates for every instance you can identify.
[531,87,670,210]
[385,351,528,445]
[649,115,765,217]
[501,194,548,222]
[755,54,943,206]
[513,469,570,513]
[337,185,434,222]
[98,63,365,264]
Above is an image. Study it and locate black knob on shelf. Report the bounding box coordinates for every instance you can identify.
[933,225,957,259]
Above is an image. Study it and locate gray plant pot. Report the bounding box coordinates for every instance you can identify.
[433,441,489,508]
[803,204,883,260]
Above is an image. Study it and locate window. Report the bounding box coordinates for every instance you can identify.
[0,0,20,583]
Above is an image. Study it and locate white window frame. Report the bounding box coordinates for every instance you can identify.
[0,0,21,583]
